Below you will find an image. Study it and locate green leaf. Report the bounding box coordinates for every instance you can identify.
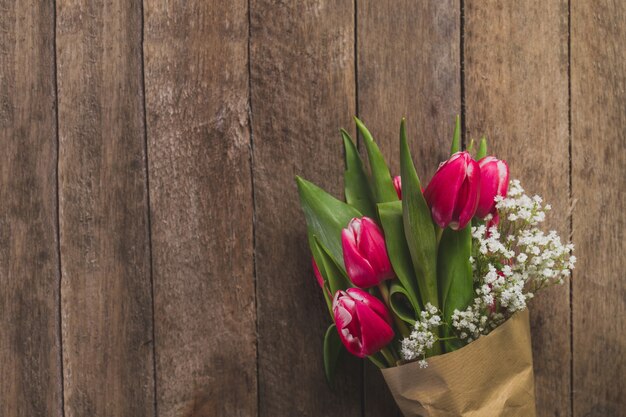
[438,225,474,352]
[377,200,422,312]
[466,138,475,153]
[399,119,439,311]
[354,117,398,203]
[342,129,377,219]
[307,233,336,314]
[296,176,361,269]
[476,136,488,159]
[389,281,417,325]
[450,115,461,155]
[323,324,342,386]
[314,236,352,295]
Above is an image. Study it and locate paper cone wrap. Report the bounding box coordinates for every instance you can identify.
[382,309,536,417]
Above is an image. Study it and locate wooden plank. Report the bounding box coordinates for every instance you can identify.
[571,2,626,416]
[250,1,361,415]
[358,0,461,180]
[56,1,155,415]
[357,1,461,414]
[464,1,570,415]
[143,1,257,416]
[0,1,62,415]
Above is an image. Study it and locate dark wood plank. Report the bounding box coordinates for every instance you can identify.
[143,1,257,416]
[464,1,570,415]
[250,1,361,416]
[56,1,155,415]
[357,1,461,414]
[0,1,62,415]
[571,1,626,416]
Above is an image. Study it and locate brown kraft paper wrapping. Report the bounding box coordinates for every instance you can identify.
[382,309,536,417]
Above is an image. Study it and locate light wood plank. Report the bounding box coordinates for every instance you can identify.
[464,1,570,415]
[250,1,362,415]
[56,1,155,415]
[143,1,257,416]
[571,1,626,415]
[0,1,63,415]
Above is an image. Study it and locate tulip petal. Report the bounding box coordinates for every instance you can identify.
[346,288,393,326]
[354,301,394,357]
[454,158,481,230]
[341,228,378,288]
[476,157,509,218]
[424,152,467,228]
[357,218,394,280]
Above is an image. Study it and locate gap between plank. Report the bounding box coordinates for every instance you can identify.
[52,0,66,415]
[139,1,159,415]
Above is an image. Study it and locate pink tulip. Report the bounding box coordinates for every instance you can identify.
[393,176,402,199]
[476,156,509,219]
[333,288,395,358]
[312,258,325,288]
[341,217,394,288]
[424,151,481,230]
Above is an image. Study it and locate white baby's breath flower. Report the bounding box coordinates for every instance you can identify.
[400,179,575,361]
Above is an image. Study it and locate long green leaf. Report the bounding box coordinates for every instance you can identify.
[296,176,361,269]
[399,119,439,311]
[438,225,474,352]
[450,115,461,155]
[314,236,352,295]
[377,200,422,312]
[354,117,398,203]
[342,129,377,219]
[323,324,342,386]
[389,281,417,325]
[476,136,488,159]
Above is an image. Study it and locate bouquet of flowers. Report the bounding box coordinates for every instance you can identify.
[295,117,575,417]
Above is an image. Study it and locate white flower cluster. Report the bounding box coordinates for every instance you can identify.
[401,303,441,367]
[401,180,576,364]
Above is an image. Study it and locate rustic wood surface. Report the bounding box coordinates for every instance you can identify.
[0,1,624,416]
[571,1,626,416]
[250,1,362,416]
[357,1,460,415]
[464,1,572,416]
[0,1,62,416]
[56,0,155,415]
[144,1,257,416]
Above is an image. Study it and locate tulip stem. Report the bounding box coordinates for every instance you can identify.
[378,283,410,338]
[380,347,397,367]
[367,354,386,369]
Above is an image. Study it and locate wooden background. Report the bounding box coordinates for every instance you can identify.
[0,0,624,416]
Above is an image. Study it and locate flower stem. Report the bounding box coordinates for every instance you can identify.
[438,336,459,341]
[367,354,386,369]
[380,347,397,367]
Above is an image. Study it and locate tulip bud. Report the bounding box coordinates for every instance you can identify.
[311,258,325,288]
[341,217,394,288]
[476,156,509,219]
[393,176,402,199]
[332,288,395,358]
[424,151,481,230]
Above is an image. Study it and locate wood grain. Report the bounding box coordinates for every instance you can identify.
[0,1,62,416]
[357,2,461,414]
[56,1,155,415]
[571,1,626,416]
[464,1,570,415]
[358,0,461,181]
[250,1,361,415]
[143,1,257,416]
